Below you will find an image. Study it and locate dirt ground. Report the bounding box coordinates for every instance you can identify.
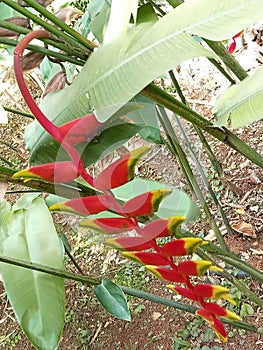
[0,24,263,350]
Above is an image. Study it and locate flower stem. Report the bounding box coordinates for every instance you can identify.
[14,29,63,142]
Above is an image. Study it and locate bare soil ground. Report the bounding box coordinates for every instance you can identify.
[0,29,263,350]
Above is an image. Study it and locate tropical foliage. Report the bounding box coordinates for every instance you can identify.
[0,0,263,349]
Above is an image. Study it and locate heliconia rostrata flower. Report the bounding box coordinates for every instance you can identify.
[12,29,241,342]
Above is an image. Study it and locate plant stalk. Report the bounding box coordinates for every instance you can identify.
[157,107,229,250]
[0,36,86,65]
[142,83,263,168]
[0,0,91,56]
[204,39,248,81]
[3,106,34,119]
[19,0,96,51]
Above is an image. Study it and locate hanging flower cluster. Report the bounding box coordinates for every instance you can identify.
[13,29,241,342]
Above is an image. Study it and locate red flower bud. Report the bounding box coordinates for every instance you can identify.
[142,216,185,240]
[49,195,112,215]
[196,308,227,342]
[94,146,150,190]
[120,189,172,217]
[105,236,152,251]
[59,113,103,146]
[80,217,137,234]
[146,266,185,283]
[161,237,203,257]
[13,161,79,183]
[123,251,171,266]
[193,284,236,304]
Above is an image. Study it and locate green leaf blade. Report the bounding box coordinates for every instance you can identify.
[213,68,263,128]
[1,195,65,350]
[95,278,131,321]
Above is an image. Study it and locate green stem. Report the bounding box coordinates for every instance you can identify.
[142,83,263,168]
[207,57,237,85]
[0,254,259,334]
[0,19,31,35]
[158,107,229,250]
[168,70,223,175]
[19,0,96,51]
[193,126,223,175]
[168,72,233,236]
[204,39,248,81]
[0,37,86,65]
[0,0,90,56]
[175,115,233,236]
[202,243,263,284]
[3,106,34,119]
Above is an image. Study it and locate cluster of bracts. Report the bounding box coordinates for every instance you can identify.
[13,29,241,342]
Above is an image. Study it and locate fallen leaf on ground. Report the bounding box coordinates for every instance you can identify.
[231,221,257,239]
[152,312,162,320]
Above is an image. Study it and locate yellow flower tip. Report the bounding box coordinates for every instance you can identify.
[210,265,223,273]
[225,309,242,321]
[49,203,65,212]
[122,251,136,259]
[214,330,227,343]
[131,145,151,158]
[166,284,176,292]
[79,219,93,227]
[13,169,32,179]
[12,170,24,179]
[104,238,123,250]
[223,294,236,306]
[23,178,34,183]
[145,265,162,278]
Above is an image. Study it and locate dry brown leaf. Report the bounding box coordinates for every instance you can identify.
[42,71,67,99]
[21,52,45,73]
[0,17,31,39]
[54,8,83,24]
[152,312,162,321]
[231,221,257,239]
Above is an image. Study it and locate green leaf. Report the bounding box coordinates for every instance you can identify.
[0,195,65,350]
[12,192,41,211]
[136,3,158,25]
[0,200,12,249]
[240,303,254,317]
[47,0,263,122]
[89,1,111,42]
[94,278,131,321]
[103,0,138,44]
[213,67,263,128]
[129,94,162,144]
[0,3,22,19]
[113,178,200,222]
[69,21,213,121]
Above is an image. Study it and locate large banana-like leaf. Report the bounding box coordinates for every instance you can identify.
[213,67,263,128]
[26,0,263,163]
[48,0,263,121]
[0,195,65,350]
